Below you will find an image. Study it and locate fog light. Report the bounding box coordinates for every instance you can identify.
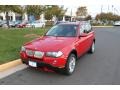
[53,60,57,64]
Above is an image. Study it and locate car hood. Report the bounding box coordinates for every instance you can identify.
[26,23,30,25]
[19,23,26,26]
[24,36,76,52]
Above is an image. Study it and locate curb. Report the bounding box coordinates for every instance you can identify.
[0,59,22,72]
[92,26,114,28]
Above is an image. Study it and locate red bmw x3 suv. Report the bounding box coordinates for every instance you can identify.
[20,21,95,75]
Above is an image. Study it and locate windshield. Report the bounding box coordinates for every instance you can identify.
[115,21,120,23]
[21,21,28,24]
[33,21,39,23]
[46,24,78,37]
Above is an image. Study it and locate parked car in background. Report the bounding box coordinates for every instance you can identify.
[10,20,22,27]
[55,21,68,25]
[0,20,2,24]
[25,22,33,28]
[26,20,45,28]
[113,21,120,26]
[0,20,22,28]
[17,21,28,28]
[1,21,18,28]
[0,20,7,27]
[9,21,15,27]
[20,21,95,75]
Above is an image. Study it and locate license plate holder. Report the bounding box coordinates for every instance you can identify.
[28,61,37,67]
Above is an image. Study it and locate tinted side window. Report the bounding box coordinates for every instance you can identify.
[84,23,92,33]
[80,25,85,34]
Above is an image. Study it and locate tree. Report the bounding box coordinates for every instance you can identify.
[95,12,120,21]
[0,5,23,27]
[76,6,88,17]
[44,5,67,20]
[85,15,92,20]
[25,5,44,19]
[95,14,100,21]
[112,15,120,21]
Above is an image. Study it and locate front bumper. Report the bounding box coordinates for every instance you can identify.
[26,25,32,27]
[20,52,66,69]
[21,58,66,69]
[22,60,63,71]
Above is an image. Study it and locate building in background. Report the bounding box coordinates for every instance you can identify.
[0,12,23,21]
[0,12,45,22]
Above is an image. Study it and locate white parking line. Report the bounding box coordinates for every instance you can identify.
[0,64,28,79]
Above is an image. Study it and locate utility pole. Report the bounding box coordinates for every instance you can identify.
[70,9,72,21]
[101,5,103,13]
[114,8,115,15]
[114,8,119,15]
[108,5,109,13]
[112,5,114,14]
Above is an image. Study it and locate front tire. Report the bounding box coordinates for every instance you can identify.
[89,41,95,53]
[63,54,76,75]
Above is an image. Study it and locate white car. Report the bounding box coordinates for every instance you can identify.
[26,22,32,28]
[26,20,45,28]
[114,21,120,26]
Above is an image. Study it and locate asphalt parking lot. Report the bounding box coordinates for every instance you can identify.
[0,27,120,85]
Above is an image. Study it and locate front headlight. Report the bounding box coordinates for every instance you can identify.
[46,51,63,58]
[21,46,26,52]
[34,51,44,58]
[26,49,34,56]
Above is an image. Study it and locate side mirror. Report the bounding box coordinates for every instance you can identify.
[80,33,88,37]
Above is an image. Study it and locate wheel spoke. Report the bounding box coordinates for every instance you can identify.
[92,42,95,52]
[69,56,76,73]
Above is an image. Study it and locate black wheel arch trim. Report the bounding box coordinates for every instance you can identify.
[68,49,77,59]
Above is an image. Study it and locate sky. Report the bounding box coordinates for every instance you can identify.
[63,0,120,17]
[0,0,120,17]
